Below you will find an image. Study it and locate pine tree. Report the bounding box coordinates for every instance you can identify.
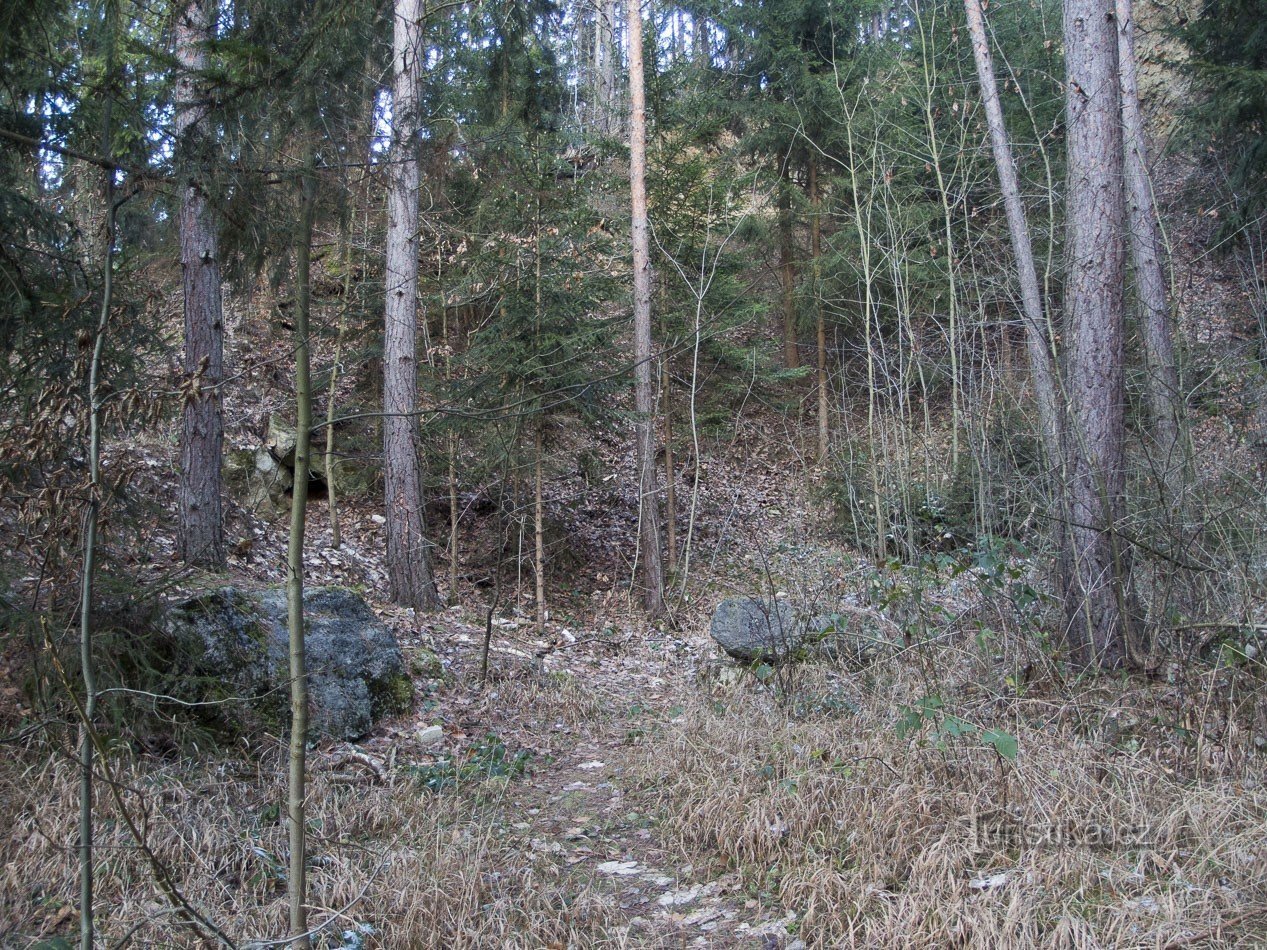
[174,0,226,569]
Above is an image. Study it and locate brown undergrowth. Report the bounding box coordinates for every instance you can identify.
[634,653,1267,948]
[0,733,631,948]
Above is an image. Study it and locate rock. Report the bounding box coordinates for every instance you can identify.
[807,608,896,667]
[267,413,373,497]
[416,724,444,746]
[709,597,802,661]
[265,414,298,465]
[709,597,896,667]
[163,586,413,740]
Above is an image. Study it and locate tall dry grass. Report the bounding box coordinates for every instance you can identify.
[635,657,1267,948]
[0,739,630,948]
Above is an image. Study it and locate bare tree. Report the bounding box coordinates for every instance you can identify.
[627,0,664,614]
[1061,0,1130,667]
[963,0,1064,471]
[1116,0,1184,485]
[384,0,440,610]
[175,0,225,569]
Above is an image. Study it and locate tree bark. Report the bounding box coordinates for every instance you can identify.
[79,20,117,942]
[1062,0,1130,667]
[809,155,829,461]
[778,171,799,369]
[534,424,546,630]
[963,0,1065,473]
[384,0,440,610]
[663,354,677,573]
[1116,0,1184,485]
[627,0,664,615]
[594,0,617,134]
[175,0,225,569]
[325,220,351,549]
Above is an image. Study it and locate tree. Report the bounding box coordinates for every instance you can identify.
[963,0,1064,474]
[284,101,318,948]
[384,0,440,610]
[627,0,664,614]
[174,0,225,569]
[1116,0,1183,486]
[592,0,619,133]
[1061,0,1130,667]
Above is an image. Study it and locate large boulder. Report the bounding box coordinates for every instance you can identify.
[163,586,413,740]
[709,596,896,666]
[709,597,803,662]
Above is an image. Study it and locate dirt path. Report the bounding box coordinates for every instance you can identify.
[363,608,803,948]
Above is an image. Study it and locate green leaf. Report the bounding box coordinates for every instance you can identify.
[982,729,1019,761]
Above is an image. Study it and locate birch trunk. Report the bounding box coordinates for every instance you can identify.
[384,0,440,610]
[175,0,225,569]
[627,0,664,615]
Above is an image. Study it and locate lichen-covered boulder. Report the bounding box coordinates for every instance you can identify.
[709,597,803,661]
[164,586,413,740]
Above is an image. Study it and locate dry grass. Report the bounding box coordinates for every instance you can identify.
[0,738,630,948]
[634,656,1267,948]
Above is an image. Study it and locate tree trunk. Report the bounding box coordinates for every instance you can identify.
[448,433,460,599]
[79,21,117,942]
[809,156,829,461]
[286,122,318,950]
[384,0,440,610]
[325,220,351,549]
[963,0,1064,473]
[1062,0,1130,667]
[534,424,546,630]
[595,0,617,134]
[778,171,799,369]
[175,0,225,569]
[627,0,664,615]
[1116,0,1184,486]
[663,354,677,573]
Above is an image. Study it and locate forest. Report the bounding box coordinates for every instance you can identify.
[2,0,1267,944]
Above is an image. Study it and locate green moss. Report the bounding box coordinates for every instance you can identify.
[411,649,443,678]
[372,672,415,717]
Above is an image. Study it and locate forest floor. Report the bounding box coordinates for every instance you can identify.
[5,415,1267,947]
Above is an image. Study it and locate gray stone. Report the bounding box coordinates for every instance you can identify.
[265,413,373,498]
[709,597,895,667]
[416,724,444,746]
[709,597,803,662]
[164,586,413,740]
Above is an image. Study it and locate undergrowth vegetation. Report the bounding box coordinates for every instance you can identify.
[638,653,1267,947]
[0,742,625,948]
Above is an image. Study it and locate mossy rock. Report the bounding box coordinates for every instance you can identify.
[164,585,412,739]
